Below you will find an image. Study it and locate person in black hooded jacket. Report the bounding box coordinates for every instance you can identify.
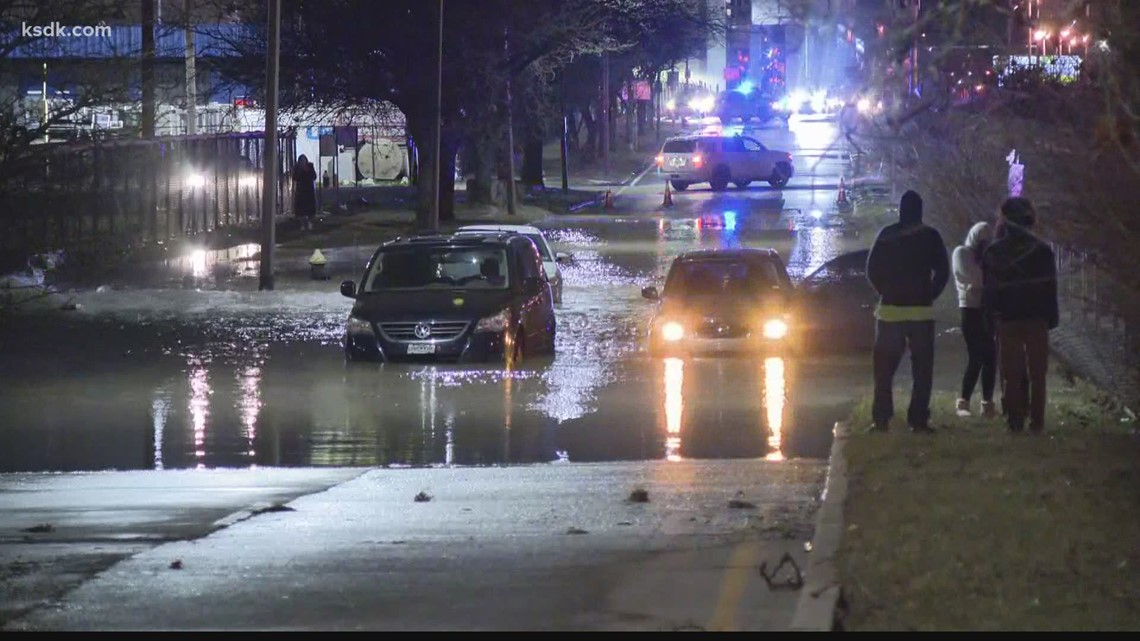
[865,190,951,433]
[982,197,1058,433]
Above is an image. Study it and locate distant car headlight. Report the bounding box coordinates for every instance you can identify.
[762,318,789,340]
[475,309,511,333]
[661,321,685,342]
[666,99,676,111]
[346,316,374,336]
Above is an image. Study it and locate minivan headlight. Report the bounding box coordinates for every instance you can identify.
[346,316,374,336]
[475,309,511,333]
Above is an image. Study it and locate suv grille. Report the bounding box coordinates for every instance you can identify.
[379,321,469,342]
[695,318,750,339]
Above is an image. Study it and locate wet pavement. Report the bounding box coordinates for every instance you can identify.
[0,116,976,631]
[0,117,874,473]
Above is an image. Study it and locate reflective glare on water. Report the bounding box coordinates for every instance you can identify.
[0,209,866,472]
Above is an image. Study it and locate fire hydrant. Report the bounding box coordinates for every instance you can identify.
[309,249,328,280]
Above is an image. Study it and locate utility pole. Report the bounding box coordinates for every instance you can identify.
[601,53,609,175]
[627,76,636,152]
[259,0,281,291]
[560,96,569,194]
[183,0,197,135]
[141,0,156,138]
[430,0,444,230]
[909,0,921,96]
[504,26,517,216]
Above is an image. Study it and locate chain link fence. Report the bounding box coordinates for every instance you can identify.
[1050,243,1140,409]
[0,132,298,273]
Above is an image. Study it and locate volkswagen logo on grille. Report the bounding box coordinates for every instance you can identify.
[413,323,432,339]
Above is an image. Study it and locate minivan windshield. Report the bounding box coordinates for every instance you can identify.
[364,246,511,292]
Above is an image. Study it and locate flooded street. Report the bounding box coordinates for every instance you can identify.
[0,118,873,472]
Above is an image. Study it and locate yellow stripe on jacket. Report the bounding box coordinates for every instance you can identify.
[875,303,935,322]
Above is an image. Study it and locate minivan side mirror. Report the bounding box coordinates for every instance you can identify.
[641,286,660,301]
[555,252,574,266]
[340,280,356,298]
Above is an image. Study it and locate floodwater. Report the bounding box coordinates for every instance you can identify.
[0,118,874,472]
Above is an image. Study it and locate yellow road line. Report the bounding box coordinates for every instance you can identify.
[708,540,762,631]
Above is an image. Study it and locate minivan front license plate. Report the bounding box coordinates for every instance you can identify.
[406,343,436,355]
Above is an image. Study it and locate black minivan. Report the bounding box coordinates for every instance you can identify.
[341,232,556,364]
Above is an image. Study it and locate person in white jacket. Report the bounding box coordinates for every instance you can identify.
[952,222,997,417]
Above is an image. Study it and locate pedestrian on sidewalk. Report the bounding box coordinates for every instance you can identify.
[865,190,951,433]
[292,155,318,231]
[982,197,1059,433]
[952,222,997,418]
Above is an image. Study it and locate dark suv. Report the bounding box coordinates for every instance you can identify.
[341,232,556,363]
[642,248,796,356]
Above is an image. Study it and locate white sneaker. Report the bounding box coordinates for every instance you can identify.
[955,398,972,417]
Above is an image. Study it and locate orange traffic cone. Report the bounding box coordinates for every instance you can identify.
[837,177,849,206]
[604,190,614,209]
[662,182,674,207]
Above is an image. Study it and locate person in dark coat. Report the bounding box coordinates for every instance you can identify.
[982,197,1059,433]
[292,155,318,230]
[865,190,951,433]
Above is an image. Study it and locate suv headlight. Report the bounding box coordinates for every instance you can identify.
[346,316,375,336]
[475,309,511,333]
[762,318,789,340]
[660,321,685,342]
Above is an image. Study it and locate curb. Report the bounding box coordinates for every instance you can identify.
[789,421,850,632]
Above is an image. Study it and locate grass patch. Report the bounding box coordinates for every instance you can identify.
[837,380,1140,630]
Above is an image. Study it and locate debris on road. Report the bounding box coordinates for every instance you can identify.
[565,527,589,535]
[169,559,183,570]
[251,503,295,516]
[413,491,433,503]
[628,488,650,503]
[21,524,54,533]
[728,499,757,510]
[759,553,803,591]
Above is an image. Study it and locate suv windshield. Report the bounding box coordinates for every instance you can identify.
[665,259,785,299]
[364,246,511,292]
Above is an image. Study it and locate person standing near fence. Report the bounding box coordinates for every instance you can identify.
[866,190,951,434]
[292,155,318,231]
[952,222,997,418]
[983,197,1059,433]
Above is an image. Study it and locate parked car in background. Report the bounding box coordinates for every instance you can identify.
[455,224,572,304]
[656,134,795,192]
[642,248,797,357]
[341,232,556,364]
[793,249,876,352]
[714,89,792,125]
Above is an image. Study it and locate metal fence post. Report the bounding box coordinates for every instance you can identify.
[1091,262,1099,326]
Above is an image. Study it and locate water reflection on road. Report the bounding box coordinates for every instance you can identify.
[0,212,866,472]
